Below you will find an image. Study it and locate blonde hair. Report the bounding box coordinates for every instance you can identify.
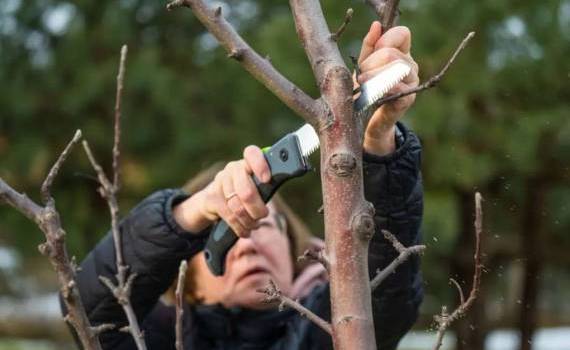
[165,162,315,304]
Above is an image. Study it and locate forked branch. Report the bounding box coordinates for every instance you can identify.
[432,192,484,350]
[0,131,104,350]
[82,46,147,350]
[166,0,322,126]
[371,230,425,291]
[259,280,332,336]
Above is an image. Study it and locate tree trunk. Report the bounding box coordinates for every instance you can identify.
[518,178,545,350]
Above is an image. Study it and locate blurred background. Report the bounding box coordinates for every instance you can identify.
[0,0,569,349]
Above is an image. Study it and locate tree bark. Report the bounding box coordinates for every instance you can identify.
[518,178,545,350]
[288,1,378,348]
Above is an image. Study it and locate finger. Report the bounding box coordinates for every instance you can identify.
[381,82,417,116]
[233,161,269,221]
[215,178,248,237]
[359,48,413,76]
[243,145,270,183]
[374,26,411,54]
[221,163,257,231]
[358,21,382,64]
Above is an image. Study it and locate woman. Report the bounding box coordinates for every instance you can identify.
[71,22,423,349]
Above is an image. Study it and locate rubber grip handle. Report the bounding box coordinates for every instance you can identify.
[204,134,309,275]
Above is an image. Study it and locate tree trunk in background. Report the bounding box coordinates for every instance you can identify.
[518,178,545,350]
[452,189,487,350]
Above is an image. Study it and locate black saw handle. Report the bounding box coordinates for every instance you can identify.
[204,134,310,276]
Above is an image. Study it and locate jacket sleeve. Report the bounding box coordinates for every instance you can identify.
[363,121,424,349]
[302,122,423,350]
[69,189,209,349]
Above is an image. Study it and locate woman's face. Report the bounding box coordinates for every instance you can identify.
[190,203,294,309]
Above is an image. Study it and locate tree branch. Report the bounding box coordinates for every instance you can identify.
[0,132,103,350]
[41,130,82,205]
[366,0,401,30]
[82,45,147,350]
[330,8,353,42]
[432,192,484,350]
[298,247,330,272]
[289,0,349,90]
[370,230,425,291]
[367,31,475,126]
[259,280,332,336]
[166,0,322,127]
[175,260,188,350]
[113,45,127,190]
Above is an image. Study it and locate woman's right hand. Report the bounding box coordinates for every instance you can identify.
[173,145,272,237]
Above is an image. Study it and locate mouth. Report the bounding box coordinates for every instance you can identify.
[238,266,270,282]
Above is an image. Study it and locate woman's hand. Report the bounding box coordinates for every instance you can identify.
[173,145,271,237]
[356,21,419,156]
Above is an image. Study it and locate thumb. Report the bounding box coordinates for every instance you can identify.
[358,21,382,64]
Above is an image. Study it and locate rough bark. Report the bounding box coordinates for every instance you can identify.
[289,1,378,348]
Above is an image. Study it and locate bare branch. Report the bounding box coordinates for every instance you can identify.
[259,280,332,335]
[432,192,484,350]
[166,0,322,126]
[449,278,465,306]
[113,45,128,190]
[1,133,102,350]
[41,130,82,205]
[0,179,43,223]
[368,32,475,126]
[365,0,401,30]
[289,0,348,88]
[91,324,115,336]
[330,8,353,42]
[298,247,330,272]
[371,230,425,291]
[82,46,146,350]
[175,260,188,350]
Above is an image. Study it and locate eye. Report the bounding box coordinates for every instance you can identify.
[258,221,275,228]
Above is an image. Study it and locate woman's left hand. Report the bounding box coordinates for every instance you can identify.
[356,21,420,156]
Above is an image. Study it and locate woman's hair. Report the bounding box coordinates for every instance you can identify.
[165,162,315,304]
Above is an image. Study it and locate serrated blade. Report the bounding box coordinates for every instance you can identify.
[291,60,410,158]
[293,123,319,157]
[354,59,411,117]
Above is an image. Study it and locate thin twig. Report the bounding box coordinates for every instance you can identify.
[113,45,127,190]
[175,260,188,350]
[298,247,330,272]
[371,230,425,291]
[432,192,484,350]
[41,130,82,205]
[0,132,103,350]
[368,32,475,122]
[82,45,147,350]
[259,280,332,336]
[330,8,353,42]
[449,278,465,306]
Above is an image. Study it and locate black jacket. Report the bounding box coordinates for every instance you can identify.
[71,122,424,350]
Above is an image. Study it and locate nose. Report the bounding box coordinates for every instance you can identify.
[231,235,259,259]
